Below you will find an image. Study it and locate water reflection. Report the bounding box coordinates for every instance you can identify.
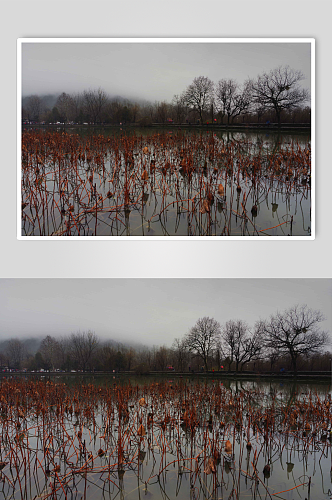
[0,374,330,499]
[21,128,311,237]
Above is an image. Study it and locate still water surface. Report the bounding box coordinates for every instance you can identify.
[21,127,311,237]
[0,374,330,500]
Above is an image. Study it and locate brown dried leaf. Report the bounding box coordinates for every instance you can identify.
[138,424,146,436]
[225,439,232,453]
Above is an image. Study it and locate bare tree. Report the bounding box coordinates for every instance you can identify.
[0,351,8,368]
[155,345,169,370]
[70,92,84,123]
[183,76,214,123]
[264,348,277,371]
[220,320,237,370]
[171,337,189,371]
[57,336,71,370]
[221,320,261,371]
[184,317,221,371]
[138,103,155,126]
[258,305,329,372]
[239,329,262,371]
[122,347,136,371]
[130,103,140,124]
[250,66,310,126]
[97,343,115,371]
[6,339,24,369]
[171,94,188,123]
[55,92,75,123]
[215,79,252,124]
[215,79,236,124]
[136,347,152,371]
[26,95,42,122]
[253,102,266,123]
[156,101,169,124]
[83,88,108,124]
[39,335,61,370]
[69,330,99,371]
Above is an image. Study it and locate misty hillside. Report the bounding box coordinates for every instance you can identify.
[21,92,141,110]
[22,94,60,110]
[0,335,148,355]
[0,337,42,356]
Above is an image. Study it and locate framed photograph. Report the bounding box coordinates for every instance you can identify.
[18,38,314,239]
[1,277,331,499]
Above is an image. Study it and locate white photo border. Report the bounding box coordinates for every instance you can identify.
[17,38,315,241]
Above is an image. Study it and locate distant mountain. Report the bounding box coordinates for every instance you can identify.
[22,92,154,109]
[99,337,149,351]
[22,93,60,111]
[22,337,42,354]
[0,336,42,356]
[0,334,148,355]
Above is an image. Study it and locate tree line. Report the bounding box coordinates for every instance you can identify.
[0,305,329,374]
[22,65,310,127]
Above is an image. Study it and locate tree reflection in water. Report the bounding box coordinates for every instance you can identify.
[0,375,330,499]
[21,128,311,237]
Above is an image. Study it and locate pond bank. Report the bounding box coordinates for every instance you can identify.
[23,122,311,132]
[6,370,331,380]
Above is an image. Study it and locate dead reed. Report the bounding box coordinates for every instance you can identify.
[0,377,328,499]
[21,130,311,236]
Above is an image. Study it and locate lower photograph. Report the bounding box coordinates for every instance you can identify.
[0,278,331,500]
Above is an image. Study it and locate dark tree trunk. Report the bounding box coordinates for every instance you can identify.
[275,108,281,127]
[290,353,297,373]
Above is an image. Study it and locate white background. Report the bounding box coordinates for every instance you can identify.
[1,0,331,278]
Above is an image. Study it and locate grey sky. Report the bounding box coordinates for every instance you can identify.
[0,279,330,346]
[22,41,311,101]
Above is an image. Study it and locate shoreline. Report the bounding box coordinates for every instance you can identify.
[22,123,311,133]
[1,370,330,380]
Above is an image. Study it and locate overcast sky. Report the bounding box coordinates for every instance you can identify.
[0,279,330,346]
[21,41,311,101]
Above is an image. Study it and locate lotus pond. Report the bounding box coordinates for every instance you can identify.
[21,127,311,237]
[0,374,331,499]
